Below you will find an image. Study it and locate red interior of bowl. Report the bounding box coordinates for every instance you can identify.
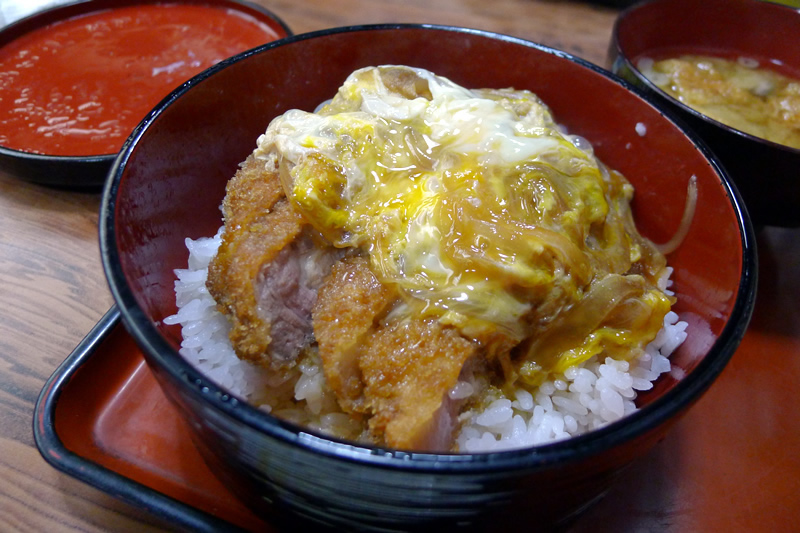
[615,0,800,79]
[109,27,748,416]
[0,0,290,158]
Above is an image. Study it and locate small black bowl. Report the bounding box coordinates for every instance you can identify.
[0,0,291,189]
[609,0,800,227]
[0,147,113,190]
[100,24,756,531]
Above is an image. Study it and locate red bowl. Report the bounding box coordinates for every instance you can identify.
[0,0,291,189]
[100,25,757,530]
[609,0,800,227]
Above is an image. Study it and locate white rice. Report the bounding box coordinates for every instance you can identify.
[163,229,273,398]
[165,231,688,453]
[455,312,686,452]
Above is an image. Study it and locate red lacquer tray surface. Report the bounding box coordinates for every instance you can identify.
[36,227,800,531]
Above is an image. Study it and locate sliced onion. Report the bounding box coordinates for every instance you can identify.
[656,175,697,255]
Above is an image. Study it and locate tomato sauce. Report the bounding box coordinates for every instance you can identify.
[0,3,283,156]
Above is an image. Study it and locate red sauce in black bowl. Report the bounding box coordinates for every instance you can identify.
[0,1,291,187]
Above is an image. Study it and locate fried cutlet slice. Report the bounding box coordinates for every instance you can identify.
[312,256,395,412]
[207,154,306,367]
[254,231,345,366]
[359,319,477,452]
[221,152,286,230]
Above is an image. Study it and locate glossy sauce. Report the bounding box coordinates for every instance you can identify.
[0,4,282,156]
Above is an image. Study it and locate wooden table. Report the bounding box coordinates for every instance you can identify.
[2,1,799,531]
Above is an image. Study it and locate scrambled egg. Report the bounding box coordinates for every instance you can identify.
[255,65,672,385]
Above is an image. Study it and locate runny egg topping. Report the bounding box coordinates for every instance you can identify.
[255,66,672,384]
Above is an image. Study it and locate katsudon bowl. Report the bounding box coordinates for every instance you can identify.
[609,0,800,227]
[100,25,757,531]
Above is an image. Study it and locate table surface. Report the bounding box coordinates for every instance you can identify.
[2,1,799,532]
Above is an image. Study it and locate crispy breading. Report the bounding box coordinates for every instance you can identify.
[312,256,395,412]
[221,152,286,230]
[207,155,306,367]
[359,319,476,451]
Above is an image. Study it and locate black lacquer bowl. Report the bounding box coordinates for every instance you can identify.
[609,0,800,227]
[100,25,757,531]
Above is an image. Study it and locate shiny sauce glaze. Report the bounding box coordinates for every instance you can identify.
[0,4,282,156]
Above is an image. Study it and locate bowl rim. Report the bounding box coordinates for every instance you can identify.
[100,23,758,472]
[610,0,800,155]
[0,0,293,185]
[0,145,114,164]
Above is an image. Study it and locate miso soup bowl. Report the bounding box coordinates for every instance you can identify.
[609,0,800,227]
[100,25,757,531]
